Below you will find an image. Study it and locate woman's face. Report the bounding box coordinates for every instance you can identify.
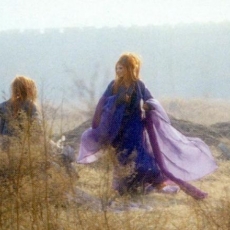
[116,64,127,78]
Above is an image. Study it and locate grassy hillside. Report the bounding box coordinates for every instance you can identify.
[0,98,230,229]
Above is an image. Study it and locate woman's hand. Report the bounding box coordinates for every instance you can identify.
[143,102,155,111]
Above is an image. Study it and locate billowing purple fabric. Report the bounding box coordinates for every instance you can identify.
[145,99,217,199]
[77,81,218,199]
[78,80,151,163]
[77,128,104,163]
[77,94,126,163]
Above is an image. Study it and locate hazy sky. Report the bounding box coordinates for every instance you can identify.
[1,0,230,31]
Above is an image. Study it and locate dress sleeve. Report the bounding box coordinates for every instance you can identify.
[143,86,153,101]
[102,80,114,97]
[92,80,114,129]
[137,80,153,101]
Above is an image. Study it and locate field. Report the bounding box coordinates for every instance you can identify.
[0,98,230,230]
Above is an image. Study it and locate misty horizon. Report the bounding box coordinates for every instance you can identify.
[0,23,229,104]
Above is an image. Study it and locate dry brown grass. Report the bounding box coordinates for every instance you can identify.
[74,146,230,230]
[161,97,230,125]
[0,98,230,229]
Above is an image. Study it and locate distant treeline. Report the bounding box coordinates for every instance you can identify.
[0,23,230,102]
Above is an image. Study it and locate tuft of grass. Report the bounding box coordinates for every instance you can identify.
[0,97,230,229]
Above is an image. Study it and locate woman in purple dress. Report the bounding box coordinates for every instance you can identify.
[77,53,217,199]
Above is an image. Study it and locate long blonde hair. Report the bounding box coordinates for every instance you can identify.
[113,53,141,93]
[10,75,38,116]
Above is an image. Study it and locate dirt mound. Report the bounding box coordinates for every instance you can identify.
[169,115,221,146]
[61,116,229,148]
[62,119,92,149]
[210,122,230,139]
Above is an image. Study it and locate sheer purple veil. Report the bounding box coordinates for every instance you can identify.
[77,81,217,199]
[144,99,217,199]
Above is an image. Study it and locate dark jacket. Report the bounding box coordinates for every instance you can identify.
[0,100,40,136]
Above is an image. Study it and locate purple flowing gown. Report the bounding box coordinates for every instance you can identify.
[77,80,217,199]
